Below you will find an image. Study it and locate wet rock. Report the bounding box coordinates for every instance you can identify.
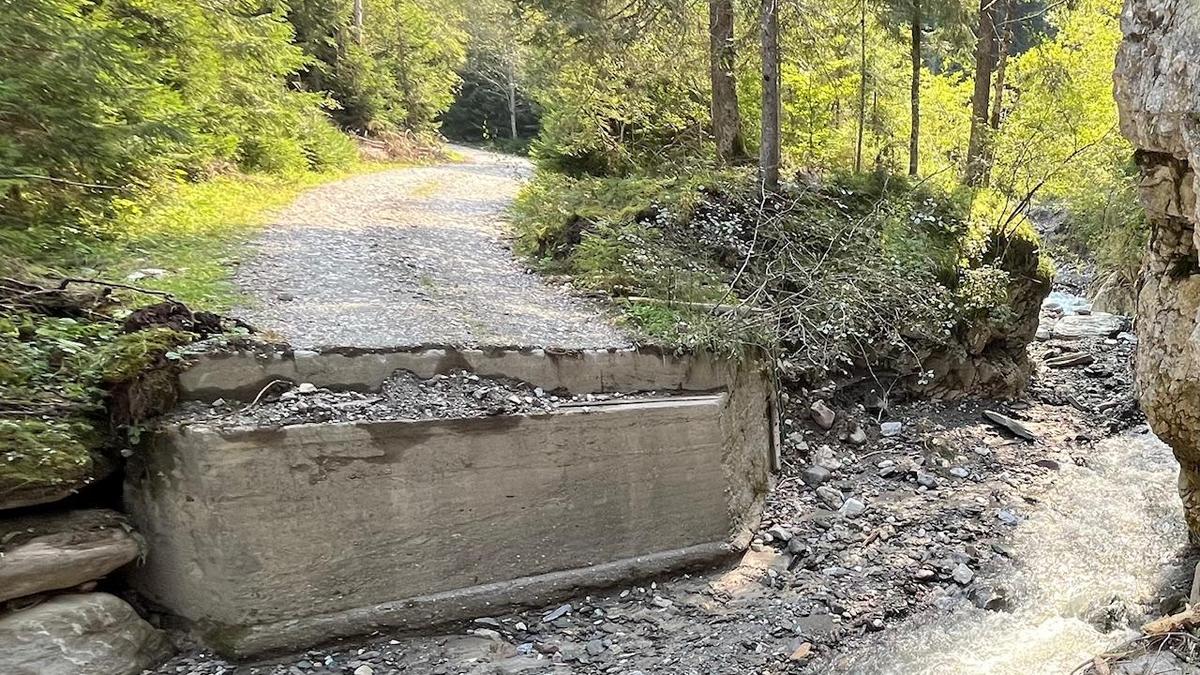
[968,584,1010,611]
[0,593,171,675]
[801,465,831,487]
[983,410,1037,441]
[811,401,836,430]
[0,510,140,603]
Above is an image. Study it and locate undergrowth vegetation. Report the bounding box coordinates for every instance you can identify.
[513,170,1051,383]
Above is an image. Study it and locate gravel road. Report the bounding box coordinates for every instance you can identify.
[232,146,628,349]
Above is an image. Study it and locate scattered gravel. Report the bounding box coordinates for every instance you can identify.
[169,370,663,428]
[232,146,629,350]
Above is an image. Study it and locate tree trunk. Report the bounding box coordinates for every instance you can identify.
[760,0,780,191]
[352,0,364,45]
[508,61,519,140]
[908,0,921,177]
[854,0,867,173]
[709,0,747,164]
[964,0,996,186]
[990,0,1014,130]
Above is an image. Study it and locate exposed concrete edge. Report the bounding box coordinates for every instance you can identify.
[199,541,735,658]
[178,343,738,402]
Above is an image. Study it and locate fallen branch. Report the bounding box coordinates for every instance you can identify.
[243,380,291,411]
[57,278,176,300]
[0,173,126,190]
[1143,607,1200,635]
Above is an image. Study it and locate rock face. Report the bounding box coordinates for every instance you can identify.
[0,510,141,603]
[1114,0,1200,539]
[0,593,171,675]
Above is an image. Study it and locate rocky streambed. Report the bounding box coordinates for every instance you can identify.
[140,296,1193,675]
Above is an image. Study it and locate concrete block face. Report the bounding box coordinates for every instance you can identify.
[127,370,772,655]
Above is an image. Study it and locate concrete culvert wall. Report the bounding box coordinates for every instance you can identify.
[125,345,777,656]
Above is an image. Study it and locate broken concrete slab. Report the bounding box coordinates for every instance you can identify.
[0,510,140,603]
[0,593,171,675]
[127,361,774,656]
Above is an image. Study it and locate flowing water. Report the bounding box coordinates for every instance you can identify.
[848,428,1191,674]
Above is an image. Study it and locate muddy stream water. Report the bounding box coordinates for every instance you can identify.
[851,407,1189,671]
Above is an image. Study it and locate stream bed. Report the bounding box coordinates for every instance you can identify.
[848,427,1191,674]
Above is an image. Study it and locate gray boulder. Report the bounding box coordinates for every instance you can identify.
[0,593,171,675]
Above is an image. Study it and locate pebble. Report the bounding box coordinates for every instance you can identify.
[353,666,374,675]
[767,525,793,542]
[839,498,865,517]
[848,424,868,445]
[811,401,836,430]
[880,421,902,437]
[949,467,969,478]
[801,465,831,487]
[916,471,939,488]
[586,639,607,656]
[816,486,845,509]
[543,604,571,622]
[297,382,317,394]
[951,563,975,585]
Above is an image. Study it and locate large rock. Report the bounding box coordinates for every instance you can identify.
[1050,312,1129,340]
[0,510,141,603]
[1115,0,1200,540]
[0,593,171,675]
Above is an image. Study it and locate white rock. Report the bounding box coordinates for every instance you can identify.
[880,422,902,437]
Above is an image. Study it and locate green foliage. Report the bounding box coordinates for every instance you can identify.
[511,167,1048,378]
[0,418,98,498]
[0,307,189,499]
[0,0,355,226]
[287,0,467,133]
[519,0,1143,288]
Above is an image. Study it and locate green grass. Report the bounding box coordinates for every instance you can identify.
[1,159,408,312]
[95,161,407,311]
